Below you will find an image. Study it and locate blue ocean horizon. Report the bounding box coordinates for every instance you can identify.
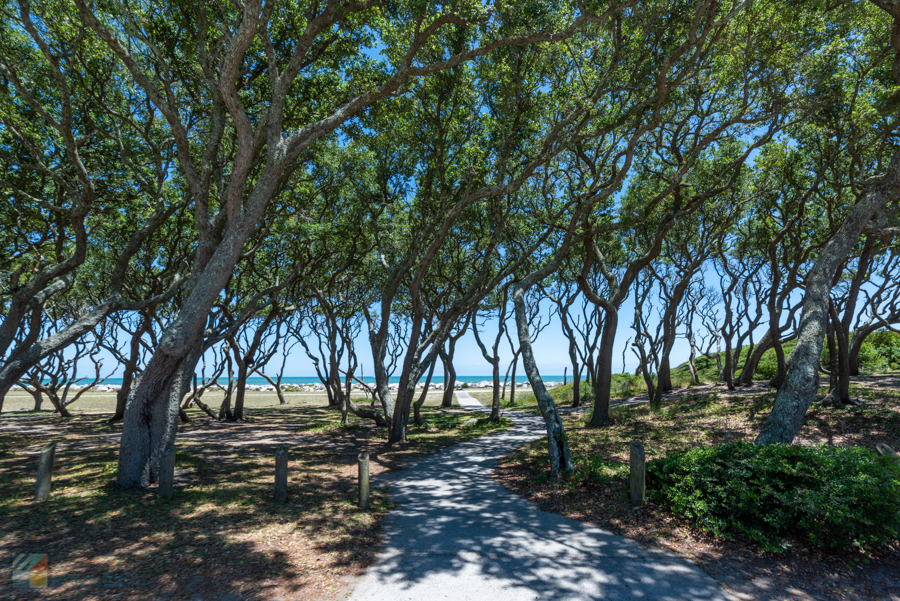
[98,375,568,386]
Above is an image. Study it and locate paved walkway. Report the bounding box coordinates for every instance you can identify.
[350,392,731,601]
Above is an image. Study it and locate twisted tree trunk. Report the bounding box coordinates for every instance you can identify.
[757,152,900,444]
[513,283,574,480]
[413,359,437,426]
[440,346,457,408]
[590,309,618,426]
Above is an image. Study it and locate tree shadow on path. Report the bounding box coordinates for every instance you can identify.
[352,394,730,601]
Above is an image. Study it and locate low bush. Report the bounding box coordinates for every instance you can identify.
[550,375,643,405]
[550,381,595,405]
[572,453,628,485]
[648,442,900,553]
[858,329,900,373]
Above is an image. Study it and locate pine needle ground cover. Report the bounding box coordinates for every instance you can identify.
[495,376,900,601]
[0,397,509,601]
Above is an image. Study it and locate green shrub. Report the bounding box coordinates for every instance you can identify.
[752,343,796,381]
[610,373,644,397]
[648,442,900,553]
[573,454,628,485]
[861,330,900,372]
[672,329,899,385]
[855,341,889,373]
[539,381,594,405]
[550,375,643,407]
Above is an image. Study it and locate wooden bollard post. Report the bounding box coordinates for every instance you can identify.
[358,452,370,509]
[274,447,289,503]
[629,441,646,508]
[34,442,57,502]
[158,446,176,500]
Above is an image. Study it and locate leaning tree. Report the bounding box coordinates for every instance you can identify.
[758,0,900,443]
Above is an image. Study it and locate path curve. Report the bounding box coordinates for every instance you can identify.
[350,392,732,601]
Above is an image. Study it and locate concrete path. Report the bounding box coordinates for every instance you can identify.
[350,392,732,601]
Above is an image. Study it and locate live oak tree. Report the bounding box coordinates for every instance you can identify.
[501,0,797,477]
[17,307,110,416]
[534,0,806,433]
[439,317,471,408]
[357,14,609,446]
[9,0,900,487]
[730,139,849,389]
[542,272,589,408]
[0,0,188,409]
[73,0,607,488]
[502,287,549,405]
[758,0,900,443]
[645,190,740,408]
[87,209,195,422]
[845,248,900,374]
[713,240,766,389]
[681,283,722,385]
[472,282,513,422]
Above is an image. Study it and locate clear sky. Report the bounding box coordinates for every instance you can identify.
[77,290,697,381]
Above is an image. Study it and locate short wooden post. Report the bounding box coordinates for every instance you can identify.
[158,446,176,500]
[34,442,57,502]
[358,452,370,509]
[629,441,646,508]
[274,447,288,503]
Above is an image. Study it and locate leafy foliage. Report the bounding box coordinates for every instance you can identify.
[676,329,900,384]
[648,442,900,553]
[856,330,900,373]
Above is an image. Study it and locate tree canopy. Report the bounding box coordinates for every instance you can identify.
[1,0,899,485]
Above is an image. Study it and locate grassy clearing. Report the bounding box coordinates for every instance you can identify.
[1,390,448,415]
[494,374,651,416]
[0,395,509,600]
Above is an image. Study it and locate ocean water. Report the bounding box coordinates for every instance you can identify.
[98,375,569,386]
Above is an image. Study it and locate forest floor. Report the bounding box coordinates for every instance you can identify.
[0,393,510,601]
[493,374,900,601]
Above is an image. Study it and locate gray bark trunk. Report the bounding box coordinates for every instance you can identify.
[413,359,437,426]
[657,355,673,393]
[508,354,518,406]
[346,395,388,426]
[490,362,501,421]
[260,372,288,405]
[757,152,900,444]
[722,334,736,390]
[232,363,248,421]
[737,328,775,386]
[31,391,43,411]
[848,323,881,375]
[768,340,787,390]
[571,365,581,408]
[834,238,874,400]
[440,346,456,408]
[590,309,618,427]
[687,338,700,385]
[116,157,283,486]
[117,345,198,487]
[513,283,574,480]
[826,314,839,391]
[472,312,506,422]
